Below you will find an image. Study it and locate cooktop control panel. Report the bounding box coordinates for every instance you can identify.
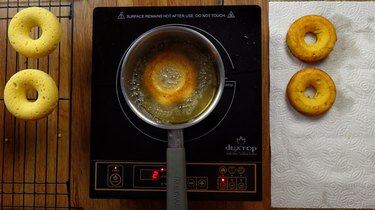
[94,162,258,199]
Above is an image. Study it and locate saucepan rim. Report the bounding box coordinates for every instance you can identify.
[120,25,225,130]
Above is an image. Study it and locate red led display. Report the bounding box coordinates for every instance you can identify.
[140,169,160,180]
[151,170,159,180]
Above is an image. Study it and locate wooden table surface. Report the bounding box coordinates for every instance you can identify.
[0,0,369,209]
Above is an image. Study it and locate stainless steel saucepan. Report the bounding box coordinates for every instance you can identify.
[120,25,224,210]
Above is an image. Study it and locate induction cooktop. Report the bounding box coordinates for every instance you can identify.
[90,5,262,201]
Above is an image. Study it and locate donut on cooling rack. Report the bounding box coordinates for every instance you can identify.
[287,68,336,116]
[8,7,62,59]
[4,69,58,120]
[286,15,337,62]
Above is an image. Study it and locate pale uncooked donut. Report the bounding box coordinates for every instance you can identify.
[8,7,62,58]
[4,69,58,120]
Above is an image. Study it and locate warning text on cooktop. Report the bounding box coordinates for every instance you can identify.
[117,11,236,20]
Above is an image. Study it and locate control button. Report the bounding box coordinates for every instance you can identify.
[228,166,236,175]
[228,178,236,190]
[237,166,246,175]
[219,166,227,175]
[237,177,247,190]
[109,173,122,186]
[218,177,227,190]
[197,178,208,189]
[187,178,196,189]
[219,182,227,190]
[107,165,124,187]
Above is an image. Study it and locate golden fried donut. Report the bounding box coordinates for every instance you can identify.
[287,68,336,116]
[287,15,336,62]
[8,7,62,59]
[143,51,196,105]
[4,69,58,120]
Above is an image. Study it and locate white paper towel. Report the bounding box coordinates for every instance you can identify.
[269,2,375,208]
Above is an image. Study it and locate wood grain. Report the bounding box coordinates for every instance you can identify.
[0,1,72,209]
[1,0,368,209]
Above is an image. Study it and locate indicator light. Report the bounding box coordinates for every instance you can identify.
[221,178,226,182]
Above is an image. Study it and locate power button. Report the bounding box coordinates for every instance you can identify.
[107,165,124,187]
[109,174,122,186]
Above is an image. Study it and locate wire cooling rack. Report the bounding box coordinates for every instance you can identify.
[0,0,76,209]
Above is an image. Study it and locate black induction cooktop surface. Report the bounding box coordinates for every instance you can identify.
[90,5,262,201]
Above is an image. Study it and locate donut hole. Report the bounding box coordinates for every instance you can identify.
[304,86,317,98]
[29,26,43,40]
[304,32,317,45]
[26,88,38,101]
